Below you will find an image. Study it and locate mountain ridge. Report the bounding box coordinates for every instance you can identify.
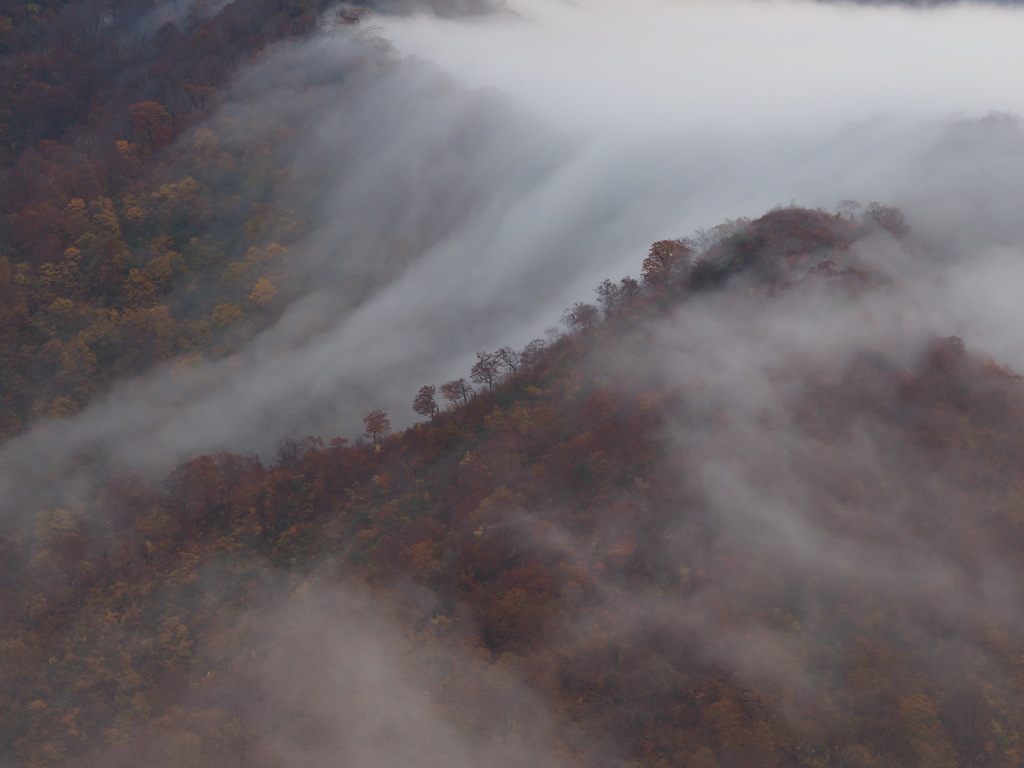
[6,204,1024,767]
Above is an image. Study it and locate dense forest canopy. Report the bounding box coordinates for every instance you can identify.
[6,0,1024,767]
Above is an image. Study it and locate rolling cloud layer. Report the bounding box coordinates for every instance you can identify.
[5,0,1024,493]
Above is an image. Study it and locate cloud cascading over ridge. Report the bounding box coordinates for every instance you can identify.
[6,0,1024,513]
[13,4,1024,765]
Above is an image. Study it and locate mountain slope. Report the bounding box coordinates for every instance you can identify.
[6,207,1024,767]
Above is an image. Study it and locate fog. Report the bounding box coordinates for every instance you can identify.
[198,584,580,768]
[562,241,1024,756]
[380,0,1024,136]
[2,0,1024,500]
[12,1,1024,763]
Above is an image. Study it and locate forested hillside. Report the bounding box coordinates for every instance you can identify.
[7,0,1024,767]
[6,199,1024,767]
[0,0,364,435]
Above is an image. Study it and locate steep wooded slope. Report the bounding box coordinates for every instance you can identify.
[5,208,1024,767]
[0,0,365,436]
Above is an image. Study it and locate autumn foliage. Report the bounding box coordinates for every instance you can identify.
[0,0,340,436]
[0,1,1015,763]
[5,197,1024,768]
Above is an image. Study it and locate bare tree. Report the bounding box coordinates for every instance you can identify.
[494,346,522,374]
[470,351,502,393]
